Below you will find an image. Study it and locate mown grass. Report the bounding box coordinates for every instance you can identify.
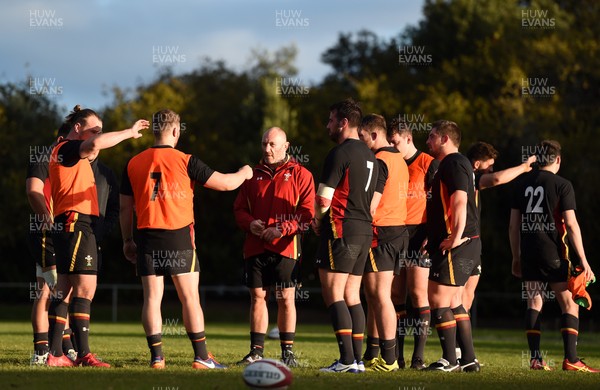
[1,321,600,389]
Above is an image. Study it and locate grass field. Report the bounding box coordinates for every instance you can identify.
[1,321,600,390]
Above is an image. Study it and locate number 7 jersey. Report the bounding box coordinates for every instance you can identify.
[511,169,576,262]
[319,138,377,238]
[121,145,215,230]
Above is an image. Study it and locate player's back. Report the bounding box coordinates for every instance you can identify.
[512,169,574,261]
[374,146,408,227]
[127,146,195,230]
[405,150,436,225]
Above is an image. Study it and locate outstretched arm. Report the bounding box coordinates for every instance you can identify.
[80,119,149,160]
[479,155,536,190]
[204,165,253,191]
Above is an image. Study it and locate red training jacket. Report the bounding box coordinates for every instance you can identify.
[233,156,315,260]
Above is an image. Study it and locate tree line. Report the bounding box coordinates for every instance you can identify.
[2,0,598,319]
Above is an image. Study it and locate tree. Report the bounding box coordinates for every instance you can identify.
[0,79,62,280]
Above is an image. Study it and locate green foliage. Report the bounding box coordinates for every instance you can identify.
[3,1,598,301]
[0,81,62,282]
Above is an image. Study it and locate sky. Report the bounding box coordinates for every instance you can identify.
[0,0,424,113]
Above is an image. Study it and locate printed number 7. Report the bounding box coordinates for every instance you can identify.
[365,161,374,192]
[150,172,161,201]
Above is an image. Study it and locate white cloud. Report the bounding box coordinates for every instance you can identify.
[0,0,424,111]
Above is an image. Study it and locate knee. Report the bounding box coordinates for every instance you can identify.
[180,292,200,306]
[528,297,543,311]
[250,292,267,307]
[144,294,163,309]
[278,296,296,311]
[561,299,579,316]
[72,288,94,301]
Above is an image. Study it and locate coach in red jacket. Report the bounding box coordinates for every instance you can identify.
[234,127,315,368]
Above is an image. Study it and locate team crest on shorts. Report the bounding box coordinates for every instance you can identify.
[85,255,93,267]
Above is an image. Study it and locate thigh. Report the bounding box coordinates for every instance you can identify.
[319,268,349,306]
[344,273,364,306]
[244,255,267,288]
[316,236,371,275]
[523,257,569,284]
[28,231,56,269]
[429,238,481,287]
[428,280,459,308]
[391,268,407,304]
[407,224,427,257]
[407,265,430,306]
[137,227,198,277]
[54,225,98,275]
[271,256,299,289]
[171,272,200,302]
[550,281,579,315]
[68,273,97,299]
[371,226,408,273]
[141,275,165,300]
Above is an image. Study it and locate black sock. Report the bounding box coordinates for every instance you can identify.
[328,301,354,365]
[146,333,163,360]
[280,332,295,355]
[395,304,407,361]
[380,338,397,365]
[48,299,68,357]
[348,304,365,363]
[525,309,541,360]
[70,328,79,353]
[62,328,75,354]
[432,307,457,365]
[250,332,265,355]
[452,305,475,363]
[363,336,380,360]
[413,306,430,361]
[69,297,91,358]
[188,331,208,360]
[560,313,579,363]
[33,332,49,355]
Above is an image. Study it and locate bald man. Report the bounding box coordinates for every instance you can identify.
[233,127,315,368]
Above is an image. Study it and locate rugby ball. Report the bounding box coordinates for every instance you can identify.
[242,359,293,390]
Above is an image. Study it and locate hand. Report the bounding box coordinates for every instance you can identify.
[311,218,321,236]
[524,155,537,172]
[511,258,522,278]
[580,259,595,283]
[123,240,137,264]
[130,119,150,139]
[261,227,283,242]
[239,165,253,180]
[439,235,470,254]
[420,238,428,251]
[249,219,265,236]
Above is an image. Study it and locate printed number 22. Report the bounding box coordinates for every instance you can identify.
[365,161,374,192]
[150,172,161,201]
[525,185,544,213]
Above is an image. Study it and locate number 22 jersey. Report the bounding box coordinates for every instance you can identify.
[511,169,576,262]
